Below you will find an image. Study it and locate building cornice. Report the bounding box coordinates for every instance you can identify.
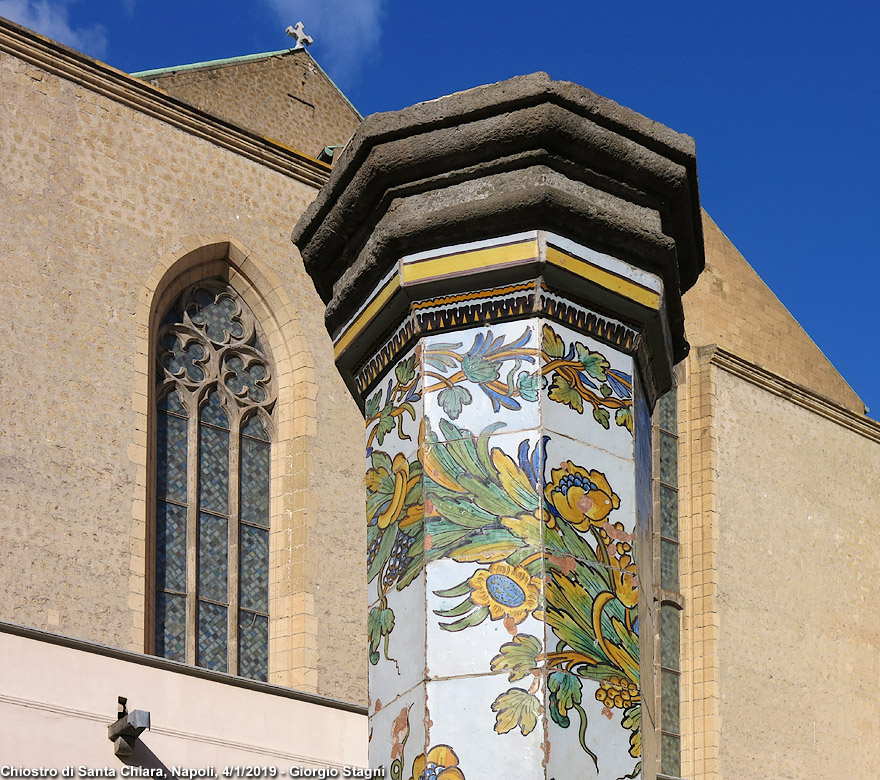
[0,620,367,715]
[0,17,332,188]
[706,346,880,444]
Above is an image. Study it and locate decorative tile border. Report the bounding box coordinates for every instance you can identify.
[353,283,638,398]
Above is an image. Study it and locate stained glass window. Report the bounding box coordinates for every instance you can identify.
[154,280,273,681]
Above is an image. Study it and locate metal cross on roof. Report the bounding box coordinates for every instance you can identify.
[285,22,314,49]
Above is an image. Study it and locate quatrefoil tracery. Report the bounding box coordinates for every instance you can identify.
[157,282,275,422]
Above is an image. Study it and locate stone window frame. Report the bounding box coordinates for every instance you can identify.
[128,236,321,690]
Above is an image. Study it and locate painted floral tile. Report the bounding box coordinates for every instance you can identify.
[365,345,422,461]
[368,564,426,712]
[544,563,640,778]
[425,673,544,780]
[544,562,638,680]
[540,319,635,461]
[425,554,544,680]
[369,682,426,778]
[366,442,424,609]
[545,676,642,780]
[422,320,541,443]
[542,433,637,564]
[422,429,544,566]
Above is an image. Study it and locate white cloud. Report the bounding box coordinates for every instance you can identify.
[262,0,384,85]
[0,0,108,60]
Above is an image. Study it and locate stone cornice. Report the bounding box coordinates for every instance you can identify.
[707,346,880,444]
[0,17,331,188]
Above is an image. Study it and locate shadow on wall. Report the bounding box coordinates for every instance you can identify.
[121,740,170,774]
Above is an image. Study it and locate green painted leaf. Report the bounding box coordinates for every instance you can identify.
[548,374,584,413]
[615,406,634,434]
[371,450,393,473]
[447,531,521,563]
[461,354,500,383]
[374,405,396,445]
[592,407,611,428]
[437,385,472,419]
[365,391,382,419]
[433,597,476,618]
[600,383,613,398]
[492,688,542,735]
[490,634,542,682]
[548,693,570,728]
[432,580,473,598]
[548,671,582,716]
[542,324,565,358]
[433,496,496,529]
[517,371,541,402]
[438,605,489,632]
[395,356,416,385]
[424,342,462,371]
[575,343,609,380]
[368,605,394,653]
[367,525,397,583]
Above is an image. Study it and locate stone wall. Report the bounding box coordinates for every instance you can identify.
[142,49,360,160]
[712,367,878,778]
[0,21,367,703]
[684,212,864,414]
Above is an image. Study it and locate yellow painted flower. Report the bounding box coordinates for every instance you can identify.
[409,745,465,780]
[366,452,421,530]
[469,562,541,623]
[611,551,638,608]
[544,462,620,531]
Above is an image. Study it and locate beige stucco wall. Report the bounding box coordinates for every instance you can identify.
[712,367,879,778]
[143,50,360,160]
[678,351,880,780]
[0,626,367,766]
[0,23,366,703]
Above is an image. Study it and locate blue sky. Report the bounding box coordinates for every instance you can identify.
[3,0,878,416]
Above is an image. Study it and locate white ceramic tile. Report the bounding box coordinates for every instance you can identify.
[546,676,642,780]
[422,320,541,443]
[365,345,423,461]
[425,674,545,780]
[426,556,545,680]
[542,434,637,560]
[369,682,426,777]
[540,319,635,461]
[368,567,426,711]
[366,443,425,609]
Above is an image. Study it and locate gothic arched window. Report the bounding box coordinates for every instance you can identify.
[154,280,273,681]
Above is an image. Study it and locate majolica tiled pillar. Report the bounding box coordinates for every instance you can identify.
[293,73,703,780]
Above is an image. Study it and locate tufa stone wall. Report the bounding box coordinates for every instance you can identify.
[142,49,361,160]
[0,29,366,704]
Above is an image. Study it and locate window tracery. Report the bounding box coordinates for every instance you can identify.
[154,279,273,681]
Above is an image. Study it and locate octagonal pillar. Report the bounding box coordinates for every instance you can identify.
[293,72,703,780]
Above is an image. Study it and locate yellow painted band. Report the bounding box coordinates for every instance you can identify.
[545,246,660,310]
[334,275,400,359]
[401,239,539,285]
